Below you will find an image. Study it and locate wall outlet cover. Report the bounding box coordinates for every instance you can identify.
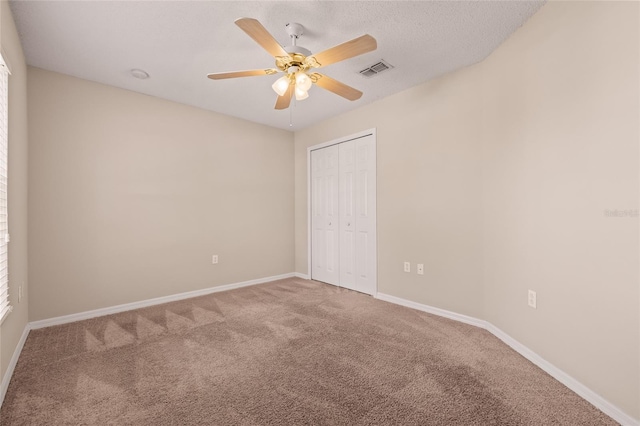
[528,290,537,309]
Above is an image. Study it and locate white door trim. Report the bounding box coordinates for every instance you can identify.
[307,128,377,289]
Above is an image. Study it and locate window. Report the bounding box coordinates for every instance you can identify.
[0,54,10,324]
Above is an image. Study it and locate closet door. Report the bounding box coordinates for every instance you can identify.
[354,135,377,295]
[339,142,357,291]
[337,136,377,295]
[310,145,340,286]
[310,132,377,295]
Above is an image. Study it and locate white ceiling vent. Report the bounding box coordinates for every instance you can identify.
[359,60,394,78]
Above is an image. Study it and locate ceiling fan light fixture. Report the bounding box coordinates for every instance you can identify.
[272,75,290,96]
[295,86,309,101]
[295,72,312,91]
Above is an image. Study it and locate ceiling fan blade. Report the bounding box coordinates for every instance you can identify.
[311,73,363,101]
[207,69,278,80]
[306,35,377,68]
[235,18,289,59]
[274,85,293,110]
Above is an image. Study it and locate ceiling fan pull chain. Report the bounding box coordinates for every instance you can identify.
[289,96,293,127]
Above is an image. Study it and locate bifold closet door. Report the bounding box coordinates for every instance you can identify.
[311,134,376,295]
[340,136,376,295]
[310,145,340,286]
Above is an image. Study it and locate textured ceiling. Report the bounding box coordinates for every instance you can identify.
[10,1,545,131]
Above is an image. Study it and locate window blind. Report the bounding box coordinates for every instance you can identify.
[0,54,10,324]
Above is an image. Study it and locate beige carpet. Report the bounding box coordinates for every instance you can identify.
[1,278,617,425]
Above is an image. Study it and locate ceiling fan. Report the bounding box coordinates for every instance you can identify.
[207,18,377,110]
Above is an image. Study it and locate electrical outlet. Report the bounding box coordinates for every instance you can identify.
[417,264,424,275]
[212,255,219,264]
[403,262,410,273]
[528,290,537,309]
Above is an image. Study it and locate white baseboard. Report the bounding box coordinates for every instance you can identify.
[485,323,638,426]
[375,292,486,329]
[30,273,296,329]
[375,292,638,426]
[0,324,30,408]
[294,272,310,280]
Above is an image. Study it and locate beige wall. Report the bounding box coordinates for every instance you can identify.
[27,68,294,320]
[482,1,638,419]
[295,1,638,420]
[0,0,29,383]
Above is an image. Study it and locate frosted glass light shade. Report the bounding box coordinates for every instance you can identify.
[295,86,309,101]
[295,72,312,91]
[272,75,290,96]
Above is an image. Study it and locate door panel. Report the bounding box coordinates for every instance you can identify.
[354,136,377,295]
[357,231,368,279]
[311,145,340,286]
[339,142,356,290]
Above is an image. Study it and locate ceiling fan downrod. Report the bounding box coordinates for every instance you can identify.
[285,22,304,46]
[283,23,312,58]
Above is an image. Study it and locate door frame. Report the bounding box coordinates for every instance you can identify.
[307,128,377,292]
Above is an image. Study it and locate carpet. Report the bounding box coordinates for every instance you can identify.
[0,278,617,425]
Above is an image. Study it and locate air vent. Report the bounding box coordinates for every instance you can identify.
[359,60,394,78]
